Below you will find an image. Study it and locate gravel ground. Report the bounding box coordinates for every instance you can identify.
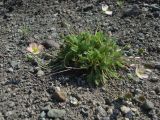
[0,0,160,120]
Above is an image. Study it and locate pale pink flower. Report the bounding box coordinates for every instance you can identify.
[26,42,44,54]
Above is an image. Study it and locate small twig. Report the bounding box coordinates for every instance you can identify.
[51,68,72,75]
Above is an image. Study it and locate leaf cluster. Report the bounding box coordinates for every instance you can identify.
[57,32,124,86]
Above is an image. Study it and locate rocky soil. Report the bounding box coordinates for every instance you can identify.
[0,0,160,120]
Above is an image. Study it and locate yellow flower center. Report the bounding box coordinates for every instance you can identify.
[32,47,39,53]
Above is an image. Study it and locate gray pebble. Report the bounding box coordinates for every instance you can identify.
[149,74,159,82]
[95,106,107,117]
[42,40,60,49]
[10,60,20,69]
[142,100,154,111]
[154,86,160,94]
[8,67,14,72]
[134,89,142,94]
[5,111,14,117]
[0,2,3,6]
[80,106,89,117]
[120,106,131,114]
[122,4,141,17]
[0,64,3,68]
[155,62,160,70]
[70,96,78,106]
[37,70,45,77]
[40,111,46,118]
[40,105,51,112]
[8,102,15,108]
[47,109,66,118]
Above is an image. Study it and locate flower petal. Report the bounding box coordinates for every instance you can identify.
[104,10,113,15]
[26,46,33,53]
[102,4,109,12]
[30,42,38,48]
[38,44,44,52]
[135,64,149,79]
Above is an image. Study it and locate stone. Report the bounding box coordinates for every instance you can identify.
[149,4,160,11]
[52,87,67,102]
[80,106,89,117]
[142,100,154,111]
[0,112,4,120]
[154,86,160,94]
[101,117,110,120]
[149,74,159,82]
[131,108,139,116]
[104,97,112,106]
[40,105,51,112]
[29,67,35,73]
[0,2,3,6]
[107,106,114,114]
[124,118,129,120]
[153,11,160,18]
[122,4,141,17]
[82,4,93,12]
[154,62,160,70]
[48,27,56,32]
[150,91,156,95]
[0,112,3,117]
[39,118,46,120]
[42,40,60,49]
[5,111,14,117]
[47,109,66,118]
[8,102,15,108]
[134,89,142,94]
[0,64,3,68]
[137,33,145,40]
[148,109,156,118]
[120,106,131,114]
[96,106,107,117]
[37,70,45,77]
[70,96,78,106]
[113,109,120,116]
[40,111,46,118]
[125,111,133,119]
[71,93,81,101]
[0,117,4,120]
[8,67,14,72]
[41,97,49,102]
[10,60,20,69]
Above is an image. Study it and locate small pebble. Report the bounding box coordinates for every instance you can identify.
[42,40,60,49]
[8,68,14,72]
[80,106,89,117]
[40,111,46,118]
[154,86,160,94]
[70,96,78,106]
[120,106,131,114]
[149,74,159,82]
[52,87,67,102]
[47,109,66,118]
[142,100,154,111]
[96,106,107,117]
[37,70,45,77]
